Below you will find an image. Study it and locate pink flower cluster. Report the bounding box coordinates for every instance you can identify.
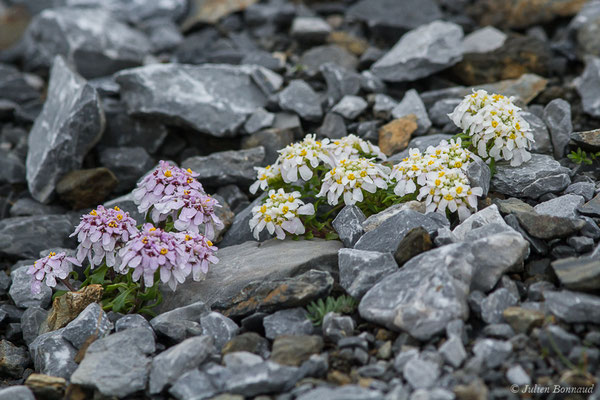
[27,252,80,294]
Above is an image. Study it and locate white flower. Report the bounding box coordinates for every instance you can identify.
[317,158,390,206]
[278,134,333,183]
[249,189,315,240]
[448,90,535,167]
[249,163,282,194]
[326,134,387,161]
[416,168,483,221]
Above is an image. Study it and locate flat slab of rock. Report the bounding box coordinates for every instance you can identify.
[116,63,272,137]
[575,56,600,118]
[571,128,600,152]
[491,154,571,199]
[551,257,600,291]
[0,215,77,258]
[158,239,342,313]
[515,212,585,239]
[26,57,104,204]
[544,290,600,324]
[371,20,464,82]
[346,0,441,31]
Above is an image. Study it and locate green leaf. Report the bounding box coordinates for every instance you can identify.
[110,287,135,313]
[52,290,68,301]
[325,232,339,240]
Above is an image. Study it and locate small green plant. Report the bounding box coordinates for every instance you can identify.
[568,147,600,165]
[306,295,358,326]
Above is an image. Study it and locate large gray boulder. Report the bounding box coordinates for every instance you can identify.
[26,57,104,204]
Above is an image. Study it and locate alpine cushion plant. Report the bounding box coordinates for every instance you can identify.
[27,161,220,316]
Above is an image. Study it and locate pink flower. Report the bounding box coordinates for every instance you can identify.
[117,224,189,291]
[71,205,139,268]
[176,232,219,281]
[152,188,223,239]
[133,161,204,214]
[26,252,81,294]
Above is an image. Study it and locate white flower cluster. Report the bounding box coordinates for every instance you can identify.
[318,158,390,206]
[249,189,315,240]
[328,134,387,161]
[390,139,483,221]
[249,164,282,194]
[278,134,333,183]
[448,90,535,166]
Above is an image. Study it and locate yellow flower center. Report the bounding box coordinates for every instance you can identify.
[438,171,445,177]
[444,194,454,201]
[187,177,193,184]
[490,111,497,115]
[187,168,193,174]
[411,165,419,171]
[435,179,441,186]
[288,196,294,202]
[492,121,498,128]
[49,252,56,257]
[206,240,213,246]
[270,194,276,200]
[260,205,267,213]
[456,187,463,194]
[185,234,192,241]
[149,227,156,232]
[467,190,472,195]
[430,188,436,195]
[108,221,118,228]
[360,170,367,177]
[509,133,516,140]
[282,206,289,213]
[116,214,123,221]
[515,123,521,130]
[336,178,343,184]
[455,161,462,168]
[300,149,307,156]
[90,210,97,216]
[428,160,435,165]
[160,248,168,255]
[508,109,513,115]
[260,174,267,181]
[264,215,272,222]
[142,237,148,244]
[348,173,355,180]
[164,170,172,178]
[330,168,336,176]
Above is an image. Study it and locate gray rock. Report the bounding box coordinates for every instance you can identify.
[9,198,66,217]
[298,385,383,400]
[169,369,217,400]
[21,8,150,79]
[29,328,78,379]
[332,95,368,120]
[263,308,313,340]
[461,26,507,54]
[150,301,209,342]
[322,312,355,342]
[116,64,271,137]
[439,336,466,368]
[0,149,26,184]
[9,265,52,309]
[361,202,425,232]
[472,339,512,368]
[545,290,600,324]
[61,0,187,23]
[538,325,580,356]
[515,211,585,240]
[26,57,104,203]
[452,205,512,241]
[0,340,29,378]
[21,306,48,345]
[201,312,239,351]
[543,99,572,159]
[403,357,440,389]
[371,21,464,82]
[388,134,454,162]
[158,239,342,312]
[354,210,446,252]
[338,248,398,299]
[391,90,431,135]
[483,323,516,339]
[565,182,595,202]
[578,193,600,217]
[481,288,520,324]
[244,108,275,134]
[522,111,553,154]
[372,94,398,119]
[567,236,595,253]
[220,195,270,247]
[346,0,442,31]
[575,56,600,118]
[466,157,491,196]
[317,113,347,139]
[506,365,531,386]
[223,351,263,368]
[149,335,215,394]
[0,387,35,400]
[359,242,472,340]
[0,64,40,103]
[99,147,154,193]
[291,17,331,43]
[429,98,461,127]
[320,62,362,108]
[71,327,155,397]
[62,302,113,349]
[278,80,323,122]
[115,314,153,334]
[491,154,571,199]
[182,147,265,187]
[220,361,300,397]
[551,257,600,291]
[533,194,584,219]
[98,97,167,154]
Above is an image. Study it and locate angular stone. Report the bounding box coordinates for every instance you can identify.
[461,26,507,54]
[378,116,417,156]
[502,306,545,333]
[571,128,600,152]
[24,373,67,400]
[371,21,464,82]
[533,194,584,219]
[183,0,256,26]
[26,57,104,203]
[71,327,155,397]
[99,147,154,193]
[331,95,368,120]
[150,301,208,342]
[319,62,361,107]
[116,64,271,137]
[56,168,118,209]
[451,205,510,241]
[332,205,366,248]
[391,90,431,135]
[9,198,66,218]
[201,312,239,351]
[543,99,572,159]
[42,284,104,333]
[429,98,461,127]
[545,290,600,324]
[0,148,26,184]
[263,308,313,340]
[578,193,600,217]
[158,239,341,312]
[29,329,78,379]
[9,265,52,309]
[355,210,446,253]
[317,113,347,139]
[149,335,215,394]
[522,111,553,155]
[515,211,585,239]
[466,157,491,196]
[473,0,585,29]
[61,302,113,350]
[403,357,440,389]
[221,361,300,397]
[0,340,29,378]
[565,182,595,202]
[278,80,323,122]
[244,108,275,134]
[551,257,600,291]
[21,307,48,345]
[576,56,600,118]
[291,17,331,43]
[439,336,466,368]
[221,332,270,358]
[472,338,512,368]
[222,269,333,318]
[169,369,217,400]
[0,387,35,400]
[63,0,187,25]
[270,335,323,366]
[322,312,355,342]
[480,288,519,324]
[182,147,265,188]
[346,0,442,31]
[21,8,150,78]
[394,227,433,265]
[338,248,398,300]
[115,314,153,334]
[491,154,571,199]
[359,242,472,340]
